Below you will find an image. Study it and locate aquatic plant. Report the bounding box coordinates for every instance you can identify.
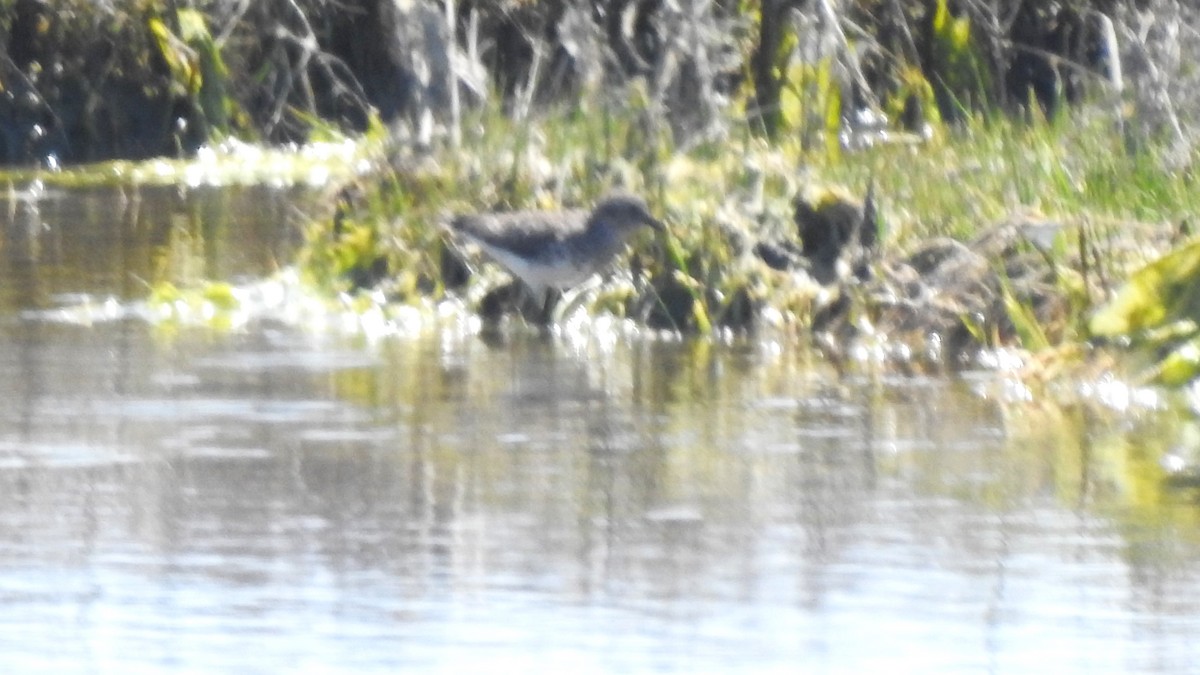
[13,1,1200,384]
[1090,238,1200,385]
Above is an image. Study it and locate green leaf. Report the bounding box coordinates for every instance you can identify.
[1155,335,1200,386]
[202,282,239,311]
[1090,238,1200,337]
[1002,280,1050,350]
[149,17,198,95]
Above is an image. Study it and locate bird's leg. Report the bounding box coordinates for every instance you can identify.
[535,288,562,326]
[512,283,555,325]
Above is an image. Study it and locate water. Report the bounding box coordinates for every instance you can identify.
[0,183,1199,673]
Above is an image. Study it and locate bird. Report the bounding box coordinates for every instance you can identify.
[446,193,663,317]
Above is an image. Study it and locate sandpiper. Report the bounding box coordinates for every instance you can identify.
[447,193,663,313]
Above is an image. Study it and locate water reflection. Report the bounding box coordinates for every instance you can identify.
[0,181,1198,672]
[0,314,1195,672]
[0,183,311,311]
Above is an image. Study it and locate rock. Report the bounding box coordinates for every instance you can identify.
[793,183,880,284]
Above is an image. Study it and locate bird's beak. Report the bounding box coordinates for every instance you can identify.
[646,216,665,233]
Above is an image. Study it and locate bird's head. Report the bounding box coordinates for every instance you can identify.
[590,193,664,236]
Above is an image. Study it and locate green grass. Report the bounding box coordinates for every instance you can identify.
[229,90,1200,380]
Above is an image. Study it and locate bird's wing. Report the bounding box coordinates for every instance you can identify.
[449,209,589,258]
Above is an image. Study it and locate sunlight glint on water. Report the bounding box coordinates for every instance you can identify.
[0,183,1195,673]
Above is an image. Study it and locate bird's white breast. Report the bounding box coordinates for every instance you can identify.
[476,240,595,295]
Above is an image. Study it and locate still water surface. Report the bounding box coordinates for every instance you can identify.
[0,183,1198,673]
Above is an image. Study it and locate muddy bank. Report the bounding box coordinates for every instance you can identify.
[330,178,1112,370]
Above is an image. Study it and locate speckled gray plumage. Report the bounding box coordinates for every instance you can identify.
[448,194,662,299]
[450,208,594,262]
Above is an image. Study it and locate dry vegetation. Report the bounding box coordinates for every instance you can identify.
[5,0,1200,380]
